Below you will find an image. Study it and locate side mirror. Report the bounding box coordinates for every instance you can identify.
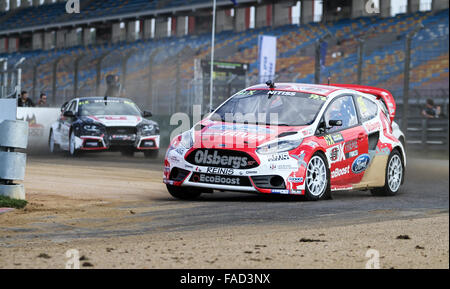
[329,120,343,127]
[63,111,75,118]
[143,110,152,118]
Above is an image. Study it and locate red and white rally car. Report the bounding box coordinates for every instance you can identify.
[164,83,406,201]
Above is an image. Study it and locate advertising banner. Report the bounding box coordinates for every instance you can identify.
[17,108,60,151]
[258,35,277,84]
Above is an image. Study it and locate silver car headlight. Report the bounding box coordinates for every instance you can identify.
[256,139,303,155]
[179,130,194,149]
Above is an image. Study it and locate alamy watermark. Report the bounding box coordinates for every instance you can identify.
[66,0,80,14]
[365,249,380,269]
[65,249,80,269]
[365,0,380,14]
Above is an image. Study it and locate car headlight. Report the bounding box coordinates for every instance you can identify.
[179,130,194,149]
[256,139,303,155]
[83,124,102,133]
[141,124,154,133]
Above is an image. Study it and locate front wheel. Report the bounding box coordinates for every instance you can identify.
[304,153,331,201]
[371,150,404,196]
[166,185,202,200]
[68,131,80,157]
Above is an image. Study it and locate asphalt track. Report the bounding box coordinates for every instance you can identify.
[2,152,447,242]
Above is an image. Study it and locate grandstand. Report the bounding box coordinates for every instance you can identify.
[0,0,448,118]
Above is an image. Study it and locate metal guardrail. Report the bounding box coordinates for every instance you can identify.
[0,119,28,200]
[404,118,449,152]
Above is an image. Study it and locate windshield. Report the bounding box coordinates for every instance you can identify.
[212,90,327,126]
[78,99,141,116]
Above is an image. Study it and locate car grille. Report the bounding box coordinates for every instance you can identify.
[106,127,137,145]
[185,149,258,169]
[107,127,137,135]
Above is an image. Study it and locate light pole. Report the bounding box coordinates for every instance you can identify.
[209,0,217,112]
[402,23,424,134]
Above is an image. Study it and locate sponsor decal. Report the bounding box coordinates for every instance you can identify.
[291,151,307,168]
[206,167,234,175]
[347,150,359,158]
[364,121,380,133]
[324,133,344,146]
[327,143,346,164]
[331,166,350,179]
[271,189,290,194]
[331,186,353,192]
[376,146,390,156]
[191,173,242,186]
[175,147,186,155]
[288,177,304,183]
[274,164,298,171]
[267,153,290,162]
[246,171,258,175]
[344,140,358,153]
[169,156,182,163]
[267,90,296,96]
[332,133,344,143]
[192,150,255,169]
[352,154,371,174]
[18,114,44,137]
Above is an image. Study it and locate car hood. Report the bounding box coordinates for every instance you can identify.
[82,115,147,127]
[194,120,307,149]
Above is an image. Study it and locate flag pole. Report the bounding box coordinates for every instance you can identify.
[209,0,217,112]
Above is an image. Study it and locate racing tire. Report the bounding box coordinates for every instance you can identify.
[144,150,159,159]
[371,150,404,197]
[166,185,202,200]
[304,152,331,201]
[68,131,80,157]
[48,129,60,153]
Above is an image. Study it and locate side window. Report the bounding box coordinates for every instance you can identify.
[68,101,77,113]
[324,95,358,132]
[356,95,378,122]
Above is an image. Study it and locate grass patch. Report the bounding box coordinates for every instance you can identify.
[0,196,28,209]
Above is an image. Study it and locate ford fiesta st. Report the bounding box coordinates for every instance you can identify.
[164,83,406,201]
[49,97,160,157]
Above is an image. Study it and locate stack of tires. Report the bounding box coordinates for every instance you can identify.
[0,120,28,200]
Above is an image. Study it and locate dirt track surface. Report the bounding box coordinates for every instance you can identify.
[0,153,448,269]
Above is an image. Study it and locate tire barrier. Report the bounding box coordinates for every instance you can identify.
[0,119,28,200]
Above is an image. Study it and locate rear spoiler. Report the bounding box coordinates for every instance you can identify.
[329,84,396,123]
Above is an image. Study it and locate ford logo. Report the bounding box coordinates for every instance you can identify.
[352,154,371,174]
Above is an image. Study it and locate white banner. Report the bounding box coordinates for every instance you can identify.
[258,35,277,84]
[17,108,61,151]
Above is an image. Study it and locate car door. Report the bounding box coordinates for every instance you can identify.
[320,95,369,186]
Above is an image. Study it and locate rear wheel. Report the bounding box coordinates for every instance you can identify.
[371,150,404,196]
[304,153,331,201]
[48,130,59,153]
[166,185,202,200]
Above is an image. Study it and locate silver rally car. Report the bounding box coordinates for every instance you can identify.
[49,97,160,157]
